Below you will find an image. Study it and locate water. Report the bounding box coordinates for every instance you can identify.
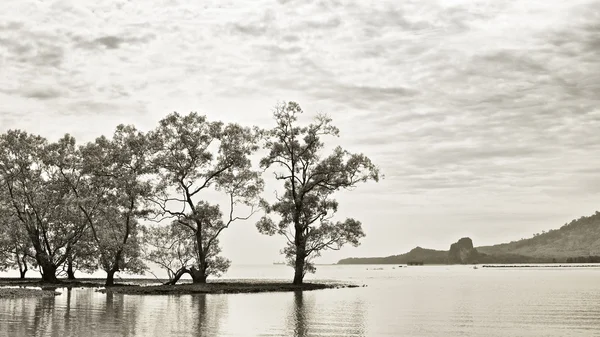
[1,265,600,337]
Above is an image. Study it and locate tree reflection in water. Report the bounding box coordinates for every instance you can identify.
[291,291,308,337]
[31,295,56,336]
[191,294,228,337]
[101,291,140,337]
[287,291,367,337]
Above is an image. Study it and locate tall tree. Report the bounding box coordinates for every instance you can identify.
[44,135,100,280]
[256,102,380,284]
[150,112,263,283]
[78,126,152,286]
[0,130,88,282]
[47,127,152,286]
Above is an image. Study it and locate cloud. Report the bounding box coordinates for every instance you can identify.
[1,0,600,261]
[74,34,157,50]
[21,87,63,100]
[0,22,65,68]
[90,36,123,49]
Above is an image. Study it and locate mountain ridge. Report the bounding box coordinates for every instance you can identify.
[338,211,600,265]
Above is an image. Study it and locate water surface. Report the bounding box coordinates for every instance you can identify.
[1,265,600,336]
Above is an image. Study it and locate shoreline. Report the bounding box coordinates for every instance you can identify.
[0,278,361,296]
[100,281,359,295]
[482,264,600,268]
[0,287,61,298]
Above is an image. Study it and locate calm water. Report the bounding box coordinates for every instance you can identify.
[1,265,600,337]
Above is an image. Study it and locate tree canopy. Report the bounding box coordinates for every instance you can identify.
[256,102,380,284]
[149,112,264,283]
[0,102,377,285]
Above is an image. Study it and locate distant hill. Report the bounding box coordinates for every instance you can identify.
[338,211,600,265]
[338,247,448,265]
[477,211,600,258]
[338,238,546,265]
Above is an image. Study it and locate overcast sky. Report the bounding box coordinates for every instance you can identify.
[1,0,599,265]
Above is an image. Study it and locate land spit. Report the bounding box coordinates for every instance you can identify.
[0,287,60,298]
[0,278,360,296]
[481,264,600,268]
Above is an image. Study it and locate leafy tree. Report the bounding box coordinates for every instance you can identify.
[0,130,89,282]
[60,229,98,280]
[0,209,36,278]
[47,127,152,286]
[78,126,152,286]
[150,112,263,283]
[142,223,195,284]
[256,102,380,284]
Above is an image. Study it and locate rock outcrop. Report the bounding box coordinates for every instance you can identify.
[448,237,481,264]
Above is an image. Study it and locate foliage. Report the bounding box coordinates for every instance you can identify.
[0,130,89,281]
[78,126,153,282]
[43,126,152,285]
[0,208,36,277]
[256,102,380,284]
[149,112,263,283]
[142,223,195,283]
[60,231,98,278]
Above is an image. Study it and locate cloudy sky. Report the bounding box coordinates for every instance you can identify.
[1,0,599,264]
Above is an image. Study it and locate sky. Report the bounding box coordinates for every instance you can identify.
[0,0,599,266]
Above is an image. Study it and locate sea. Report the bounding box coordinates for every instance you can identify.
[1,264,600,337]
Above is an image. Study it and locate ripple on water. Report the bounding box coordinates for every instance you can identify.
[1,267,600,336]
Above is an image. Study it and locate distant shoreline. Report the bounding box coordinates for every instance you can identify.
[482,264,600,268]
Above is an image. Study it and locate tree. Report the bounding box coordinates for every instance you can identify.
[142,223,195,285]
[60,229,98,280]
[256,102,380,284]
[45,127,151,286]
[150,112,263,283]
[76,126,152,286]
[0,209,36,278]
[0,130,89,282]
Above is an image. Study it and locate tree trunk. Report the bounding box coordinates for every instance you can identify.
[164,268,189,285]
[293,252,306,285]
[293,223,306,285]
[192,226,208,284]
[40,263,58,283]
[105,269,117,287]
[190,267,208,284]
[66,254,76,280]
[18,255,28,279]
[66,265,76,280]
[35,249,59,283]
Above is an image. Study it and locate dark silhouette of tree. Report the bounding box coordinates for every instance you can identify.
[256,102,380,284]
